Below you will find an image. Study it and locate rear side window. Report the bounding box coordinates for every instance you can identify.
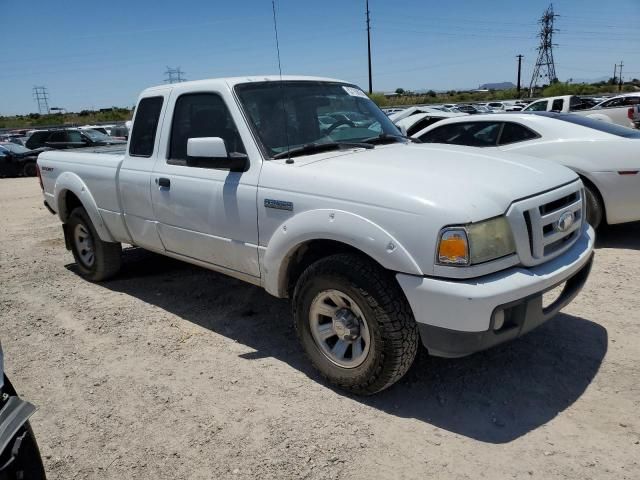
[419,122,501,147]
[67,131,84,143]
[129,96,164,157]
[551,99,564,112]
[48,131,66,142]
[26,131,48,149]
[498,122,539,145]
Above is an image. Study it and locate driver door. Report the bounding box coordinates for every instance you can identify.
[150,91,260,277]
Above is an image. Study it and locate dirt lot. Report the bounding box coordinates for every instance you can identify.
[0,177,639,479]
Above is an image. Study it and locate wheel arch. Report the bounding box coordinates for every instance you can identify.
[576,171,607,225]
[54,172,115,242]
[261,209,423,298]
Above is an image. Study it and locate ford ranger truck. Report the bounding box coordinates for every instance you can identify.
[37,76,595,395]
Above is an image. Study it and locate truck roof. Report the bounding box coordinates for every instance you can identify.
[141,75,348,95]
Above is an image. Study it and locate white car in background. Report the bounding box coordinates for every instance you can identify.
[591,93,640,128]
[413,112,640,228]
[389,107,467,136]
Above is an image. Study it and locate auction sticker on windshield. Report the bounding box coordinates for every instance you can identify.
[343,86,368,98]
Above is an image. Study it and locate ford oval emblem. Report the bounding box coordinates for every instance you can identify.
[557,211,575,232]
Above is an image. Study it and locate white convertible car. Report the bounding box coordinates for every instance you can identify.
[413,112,640,228]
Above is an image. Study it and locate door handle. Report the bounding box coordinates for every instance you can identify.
[157,177,170,188]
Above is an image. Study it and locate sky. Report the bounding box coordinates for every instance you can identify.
[1,0,639,115]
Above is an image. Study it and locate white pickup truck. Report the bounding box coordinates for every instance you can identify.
[37,76,595,394]
[524,94,640,128]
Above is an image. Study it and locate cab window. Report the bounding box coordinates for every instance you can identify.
[168,93,245,167]
[129,96,164,157]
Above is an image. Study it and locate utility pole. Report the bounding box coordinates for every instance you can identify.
[529,3,559,97]
[164,67,186,84]
[366,0,372,94]
[613,63,617,85]
[618,60,624,91]
[516,54,524,95]
[32,86,50,114]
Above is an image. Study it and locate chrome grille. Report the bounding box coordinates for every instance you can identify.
[506,181,584,267]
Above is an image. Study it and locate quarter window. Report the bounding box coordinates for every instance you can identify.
[419,122,501,147]
[498,122,539,145]
[129,96,164,157]
[168,93,245,167]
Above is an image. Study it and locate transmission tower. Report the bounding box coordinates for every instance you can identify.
[529,3,559,96]
[164,67,186,84]
[32,86,50,114]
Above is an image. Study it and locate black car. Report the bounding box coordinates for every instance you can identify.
[0,343,47,479]
[0,143,44,177]
[25,129,126,150]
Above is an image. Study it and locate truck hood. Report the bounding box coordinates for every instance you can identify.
[290,143,579,222]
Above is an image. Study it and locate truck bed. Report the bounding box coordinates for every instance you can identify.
[38,147,125,217]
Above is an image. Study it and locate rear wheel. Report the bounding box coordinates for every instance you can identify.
[584,184,604,229]
[293,254,419,395]
[67,207,122,281]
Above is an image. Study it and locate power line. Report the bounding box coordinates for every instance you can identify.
[516,54,524,95]
[32,86,50,114]
[366,0,372,94]
[618,60,624,91]
[164,66,186,84]
[529,3,559,96]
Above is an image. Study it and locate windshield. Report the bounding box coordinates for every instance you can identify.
[235,81,401,157]
[82,129,111,141]
[0,143,30,153]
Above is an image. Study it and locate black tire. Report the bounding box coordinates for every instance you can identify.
[67,207,122,281]
[0,422,47,480]
[22,162,37,177]
[584,184,604,229]
[293,253,419,395]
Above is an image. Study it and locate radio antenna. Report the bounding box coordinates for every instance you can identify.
[271,0,292,162]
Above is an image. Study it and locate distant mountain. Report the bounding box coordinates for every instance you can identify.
[479,82,516,91]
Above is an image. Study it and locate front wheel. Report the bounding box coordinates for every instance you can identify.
[293,254,419,395]
[67,207,122,281]
[584,184,604,229]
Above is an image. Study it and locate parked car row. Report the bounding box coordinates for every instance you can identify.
[523,93,640,128]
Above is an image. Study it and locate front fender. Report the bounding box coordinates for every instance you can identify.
[262,209,423,297]
[53,172,115,242]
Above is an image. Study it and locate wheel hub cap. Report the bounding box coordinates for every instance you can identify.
[333,308,361,341]
[308,289,371,369]
[73,223,95,267]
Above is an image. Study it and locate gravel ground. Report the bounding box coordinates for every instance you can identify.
[1,177,639,479]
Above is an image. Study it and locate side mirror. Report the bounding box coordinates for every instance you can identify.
[186,137,248,172]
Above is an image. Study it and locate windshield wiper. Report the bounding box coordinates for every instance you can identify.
[362,133,422,145]
[272,141,374,160]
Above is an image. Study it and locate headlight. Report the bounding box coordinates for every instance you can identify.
[437,216,516,266]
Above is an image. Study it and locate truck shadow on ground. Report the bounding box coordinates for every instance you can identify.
[595,221,640,250]
[85,247,608,444]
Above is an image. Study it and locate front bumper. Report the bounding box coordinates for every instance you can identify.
[397,225,595,358]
